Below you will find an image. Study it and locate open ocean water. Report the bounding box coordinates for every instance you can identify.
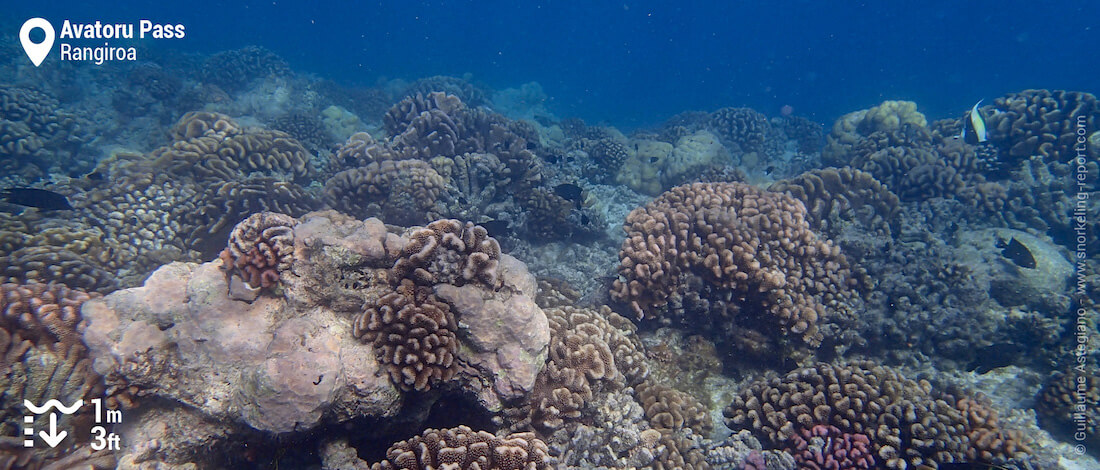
[0,1,1097,469]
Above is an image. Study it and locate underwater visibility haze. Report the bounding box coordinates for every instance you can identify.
[0,1,1097,470]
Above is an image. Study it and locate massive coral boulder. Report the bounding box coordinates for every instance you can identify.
[78,211,550,467]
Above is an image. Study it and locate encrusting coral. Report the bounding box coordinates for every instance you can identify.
[723,361,1031,469]
[370,425,552,470]
[610,181,855,349]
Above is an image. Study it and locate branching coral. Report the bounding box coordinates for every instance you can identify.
[787,424,875,470]
[353,279,458,391]
[370,425,551,470]
[219,212,297,290]
[635,380,712,436]
[392,219,503,289]
[507,305,647,433]
[723,361,1031,469]
[610,182,855,348]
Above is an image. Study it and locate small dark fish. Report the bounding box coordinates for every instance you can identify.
[649,156,660,163]
[966,343,1023,373]
[545,154,560,164]
[479,219,509,236]
[763,165,776,175]
[1,188,73,211]
[554,183,584,203]
[997,237,1036,269]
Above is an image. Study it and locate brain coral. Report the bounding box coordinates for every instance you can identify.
[610,182,854,348]
[151,112,314,183]
[219,212,297,290]
[723,361,1031,469]
[371,425,551,470]
[353,279,458,391]
[392,219,503,289]
[323,160,446,226]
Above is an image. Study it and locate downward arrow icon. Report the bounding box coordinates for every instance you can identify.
[39,413,67,448]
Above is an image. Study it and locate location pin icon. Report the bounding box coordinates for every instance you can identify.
[20,18,55,67]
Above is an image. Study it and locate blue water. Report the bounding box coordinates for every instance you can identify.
[9,0,1099,128]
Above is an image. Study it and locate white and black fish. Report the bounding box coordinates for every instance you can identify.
[958,99,988,144]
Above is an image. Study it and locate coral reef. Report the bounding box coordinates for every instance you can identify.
[392,219,503,289]
[200,46,291,92]
[353,279,459,391]
[724,361,1031,469]
[79,210,550,466]
[610,182,856,353]
[787,424,875,469]
[984,89,1098,164]
[822,100,927,167]
[219,211,298,290]
[324,160,446,226]
[151,112,315,183]
[507,305,648,433]
[769,167,901,238]
[370,425,551,470]
[635,380,712,436]
[0,86,86,179]
[0,282,112,469]
[1036,369,1100,446]
[708,107,773,156]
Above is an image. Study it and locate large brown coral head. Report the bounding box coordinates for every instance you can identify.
[220,212,298,290]
[393,219,502,289]
[353,280,458,391]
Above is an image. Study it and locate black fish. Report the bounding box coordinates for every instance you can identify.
[479,219,509,236]
[966,343,1023,373]
[554,183,584,203]
[997,237,1036,269]
[1,188,73,211]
